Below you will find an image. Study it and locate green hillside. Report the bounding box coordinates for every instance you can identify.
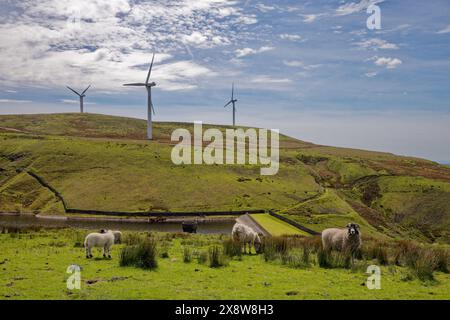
[1,113,450,243]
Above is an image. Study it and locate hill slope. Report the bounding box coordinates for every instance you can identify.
[1,113,450,242]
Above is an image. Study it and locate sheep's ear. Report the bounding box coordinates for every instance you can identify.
[356,224,360,229]
[346,223,352,228]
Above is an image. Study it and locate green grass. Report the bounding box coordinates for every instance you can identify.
[0,229,449,300]
[251,214,308,236]
[0,128,321,213]
[2,113,450,243]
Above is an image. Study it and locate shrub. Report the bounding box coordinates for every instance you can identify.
[119,238,158,270]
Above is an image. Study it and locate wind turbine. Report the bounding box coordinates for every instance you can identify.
[66,85,91,113]
[123,53,157,140]
[224,83,238,126]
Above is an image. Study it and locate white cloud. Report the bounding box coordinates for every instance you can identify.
[255,4,276,12]
[372,56,402,69]
[250,75,291,84]
[279,34,303,41]
[437,26,450,34]
[0,0,255,91]
[365,72,378,77]
[283,60,322,70]
[356,38,399,50]
[336,0,384,16]
[182,32,208,47]
[235,46,274,58]
[0,99,32,103]
[302,14,322,23]
[60,99,96,105]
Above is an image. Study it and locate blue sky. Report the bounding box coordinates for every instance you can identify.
[1,0,450,162]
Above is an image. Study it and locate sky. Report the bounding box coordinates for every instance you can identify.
[0,0,450,163]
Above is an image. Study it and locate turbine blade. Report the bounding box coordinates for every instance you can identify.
[146,53,156,85]
[123,83,147,86]
[81,84,91,95]
[67,86,81,96]
[224,100,232,108]
[232,83,234,100]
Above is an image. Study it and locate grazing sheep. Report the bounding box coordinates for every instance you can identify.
[84,230,122,259]
[321,223,361,255]
[231,223,262,254]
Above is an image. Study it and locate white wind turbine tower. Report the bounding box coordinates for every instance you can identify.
[123,53,157,140]
[224,83,238,126]
[66,85,91,113]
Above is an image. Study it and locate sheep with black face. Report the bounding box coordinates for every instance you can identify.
[321,223,361,255]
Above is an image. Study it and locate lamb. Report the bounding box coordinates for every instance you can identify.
[321,223,361,256]
[231,223,262,254]
[84,230,122,259]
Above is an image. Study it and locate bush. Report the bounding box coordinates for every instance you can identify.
[119,238,158,270]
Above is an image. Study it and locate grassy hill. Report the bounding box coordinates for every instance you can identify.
[1,113,450,243]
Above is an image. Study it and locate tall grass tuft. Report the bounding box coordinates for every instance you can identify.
[119,238,158,270]
[433,248,449,273]
[196,250,208,265]
[222,239,242,259]
[208,245,228,268]
[261,236,290,262]
[409,249,437,281]
[317,248,352,269]
[183,247,192,263]
[362,241,389,265]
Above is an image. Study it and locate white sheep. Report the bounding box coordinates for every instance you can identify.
[231,223,262,254]
[321,223,361,255]
[84,230,122,259]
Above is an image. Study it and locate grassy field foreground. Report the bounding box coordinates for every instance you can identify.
[0,229,449,300]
